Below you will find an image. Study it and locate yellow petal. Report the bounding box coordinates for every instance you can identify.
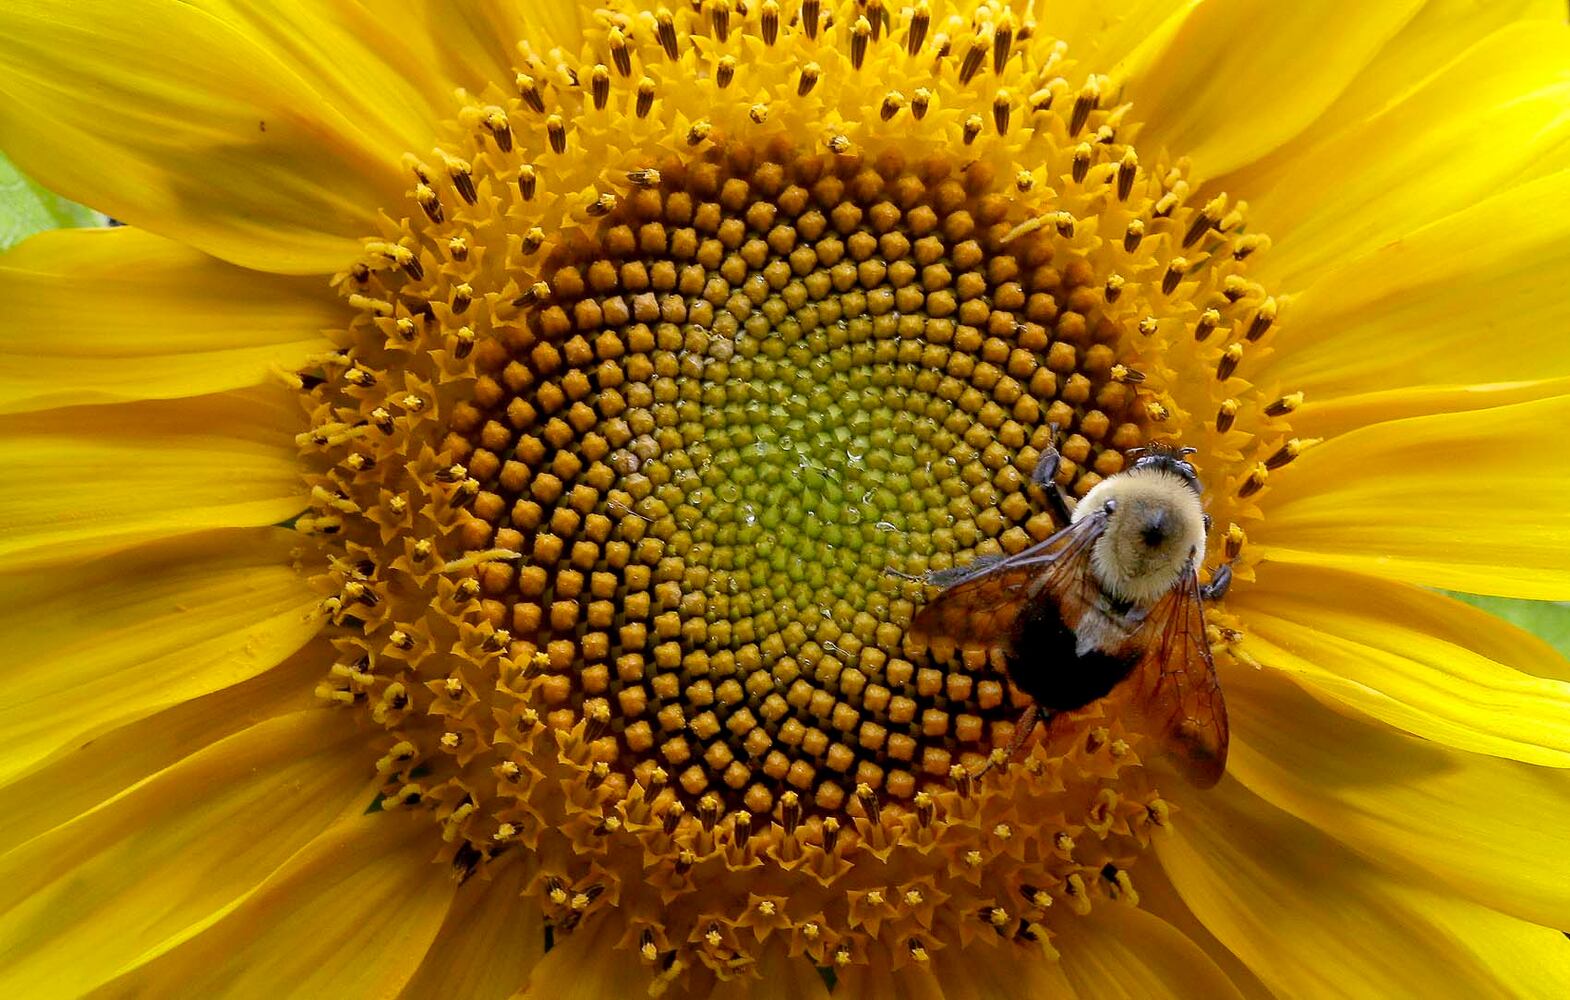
[1132,863,1275,1000]
[1036,1,1190,75]
[0,638,327,854]
[1158,780,1570,998]
[522,914,657,1000]
[398,861,544,1000]
[0,528,320,786]
[1256,394,1570,599]
[0,711,374,997]
[709,946,832,1000]
[0,0,413,273]
[92,811,456,999]
[1054,901,1245,1000]
[1216,3,1567,197]
[0,387,306,570]
[1265,169,1570,405]
[1227,665,1570,928]
[1230,562,1570,765]
[1290,377,1570,442]
[1239,20,1570,290]
[1125,0,1422,180]
[0,227,338,414]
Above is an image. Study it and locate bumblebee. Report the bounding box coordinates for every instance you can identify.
[903,440,1231,788]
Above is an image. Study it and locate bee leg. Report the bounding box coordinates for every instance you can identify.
[1200,563,1233,602]
[971,704,1041,779]
[1028,436,1075,528]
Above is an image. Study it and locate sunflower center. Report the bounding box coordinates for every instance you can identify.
[296,0,1300,986]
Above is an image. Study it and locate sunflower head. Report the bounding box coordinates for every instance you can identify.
[291,0,1302,987]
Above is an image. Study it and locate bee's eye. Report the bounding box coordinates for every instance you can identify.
[1102,499,1118,515]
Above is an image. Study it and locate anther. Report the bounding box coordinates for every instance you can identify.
[907,3,930,55]
[443,160,476,206]
[518,164,537,200]
[1138,316,1158,336]
[1236,463,1269,499]
[1224,523,1246,561]
[452,326,475,359]
[1162,257,1187,295]
[798,63,821,96]
[959,31,988,84]
[881,91,907,120]
[992,90,1013,134]
[546,115,567,154]
[914,791,935,827]
[481,108,513,151]
[1216,342,1244,381]
[781,790,802,835]
[717,55,737,89]
[827,134,852,154]
[521,227,544,254]
[515,74,545,113]
[414,184,443,223]
[962,114,983,145]
[451,283,473,314]
[856,782,881,825]
[1069,79,1098,136]
[369,407,394,433]
[656,9,679,58]
[949,763,973,797]
[1117,150,1138,200]
[636,78,655,118]
[1182,195,1228,248]
[761,0,780,44]
[709,0,731,42]
[590,65,610,109]
[1216,398,1239,433]
[1265,391,1304,417]
[1104,274,1124,302]
[803,0,821,39]
[1265,438,1316,470]
[909,940,929,963]
[822,816,841,853]
[515,280,550,307]
[851,17,871,69]
[911,88,931,119]
[662,801,685,836]
[993,12,1014,73]
[1246,297,1278,341]
[733,810,753,842]
[1123,219,1144,252]
[587,192,617,217]
[1109,363,1144,383]
[698,794,721,832]
[446,236,467,261]
[1194,308,1220,341]
[749,103,769,124]
[609,27,632,75]
[688,120,713,145]
[1071,142,1092,183]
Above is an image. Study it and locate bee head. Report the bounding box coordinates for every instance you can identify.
[1126,443,1201,494]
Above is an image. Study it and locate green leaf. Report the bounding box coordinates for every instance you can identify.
[0,151,104,251]
[1449,593,1570,661]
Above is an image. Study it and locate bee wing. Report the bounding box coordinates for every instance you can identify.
[908,510,1108,650]
[1123,568,1229,788]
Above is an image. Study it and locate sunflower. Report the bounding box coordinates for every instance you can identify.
[3,0,1570,996]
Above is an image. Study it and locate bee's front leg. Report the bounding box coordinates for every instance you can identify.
[1200,563,1233,602]
[1029,426,1075,527]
